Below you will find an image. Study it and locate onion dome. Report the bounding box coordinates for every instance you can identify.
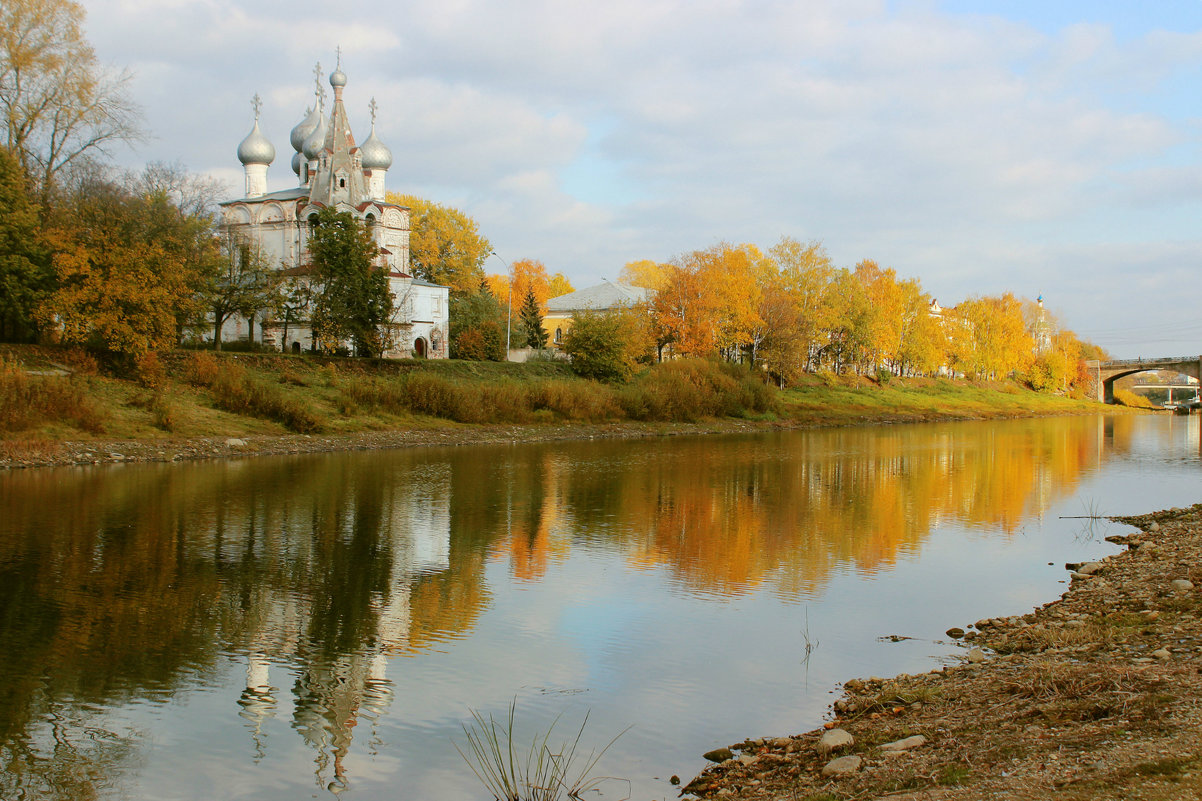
[290,106,321,153]
[360,125,392,170]
[302,112,327,159]
[291,150,305,176]
[237,118,275,166]
[330,65,347,89]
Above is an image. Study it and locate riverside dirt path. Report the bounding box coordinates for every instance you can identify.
[681,504,1202,801]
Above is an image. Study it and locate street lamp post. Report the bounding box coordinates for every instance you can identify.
[490,251,513,357]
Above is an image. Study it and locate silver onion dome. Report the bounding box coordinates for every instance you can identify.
[290,106,321,153]
[302,112,327,159]
[237,118,275,166]
[360,125,392,170]
[330,65,347,89]
[291,150,305,176]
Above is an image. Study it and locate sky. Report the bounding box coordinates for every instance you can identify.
[74,0,1202,358]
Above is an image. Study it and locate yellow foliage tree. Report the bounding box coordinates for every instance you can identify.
[42,182,211,357]
[386,193,490,293]
[618,259,669,291]
[484,258,573,312]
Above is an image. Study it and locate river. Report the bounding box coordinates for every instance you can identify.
[1,414,1200,800]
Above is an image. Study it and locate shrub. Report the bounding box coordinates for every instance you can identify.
[1114,388,1156,409]
[0,357,105,433]
[562,309,652,382]
[135,351,168,390]
[620,360,779,421]
[184,351,221,387]
[528,379,619,421]
[187,354,323,433]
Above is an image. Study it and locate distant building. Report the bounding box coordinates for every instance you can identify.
[543,280,653,348]
[217,57,448,358]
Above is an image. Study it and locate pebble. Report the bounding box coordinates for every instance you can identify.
[878,735,927,752]
[1172,579,1195,591]
[821,755,862,777]
[946,627,966,639]
[967,647,986,663]
[703,748,733,763]
[1077,562,1104,575]
[1150,521,1161,531]
[817,728,855,753]
[1152,648,1173,660]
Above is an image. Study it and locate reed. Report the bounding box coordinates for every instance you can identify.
[455,700,627,801]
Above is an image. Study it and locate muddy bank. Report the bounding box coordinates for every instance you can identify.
[683,504,1202,800]
[0,418,791,469]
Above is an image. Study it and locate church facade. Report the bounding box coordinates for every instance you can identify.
[218,59,448,358]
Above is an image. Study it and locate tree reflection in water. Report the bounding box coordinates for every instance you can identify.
[0,415,1146,797]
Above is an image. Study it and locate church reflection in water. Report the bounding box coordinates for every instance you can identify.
[0,414,1157,796]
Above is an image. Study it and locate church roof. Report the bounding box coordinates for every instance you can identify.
[546,281,652,313]
[220,186,308,206]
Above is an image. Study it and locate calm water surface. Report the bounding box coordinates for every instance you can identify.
[2,414,1201,800]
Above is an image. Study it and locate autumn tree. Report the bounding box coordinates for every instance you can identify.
[755,266,815,386]
[308,207,392,357]
[386,193,490,292]
[618,259,669,291]
[653,261,719,357]
[893,279,945,376]
[41,173,213,358]
[517,287,548,349]
[485,257,573,312]
[853,259,904,373]
[822,268,873,373]
[201,234,278,351]
[0,145,49,341]
[767,237,834,372]
[0,0,142,206]
[952,294,1035,380]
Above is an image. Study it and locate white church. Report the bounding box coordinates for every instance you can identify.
[218,58,449,358]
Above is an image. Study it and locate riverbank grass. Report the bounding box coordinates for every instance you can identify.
[0,344,1127,446]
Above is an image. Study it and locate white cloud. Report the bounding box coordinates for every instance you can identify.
[74,0,1202,355]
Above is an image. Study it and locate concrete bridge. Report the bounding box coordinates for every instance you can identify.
[1085,356,1202,403]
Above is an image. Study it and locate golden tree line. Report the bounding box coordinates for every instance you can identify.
[613,238,1104,392]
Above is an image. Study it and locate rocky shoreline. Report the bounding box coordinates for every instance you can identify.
[683,504,1202,800]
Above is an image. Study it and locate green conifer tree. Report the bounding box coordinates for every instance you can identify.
[518,287,548,350]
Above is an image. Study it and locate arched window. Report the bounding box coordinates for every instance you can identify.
[555,327,563,344]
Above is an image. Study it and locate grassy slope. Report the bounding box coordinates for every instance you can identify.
[0,345,1125,445]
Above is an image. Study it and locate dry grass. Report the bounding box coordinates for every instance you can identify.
[185,352,324,434]
[0,357,105,434]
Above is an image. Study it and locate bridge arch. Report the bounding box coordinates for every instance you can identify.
[1085,357,1202,403]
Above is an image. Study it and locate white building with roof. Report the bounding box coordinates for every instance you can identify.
[218,57,448,358]
[543,281,653,348]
